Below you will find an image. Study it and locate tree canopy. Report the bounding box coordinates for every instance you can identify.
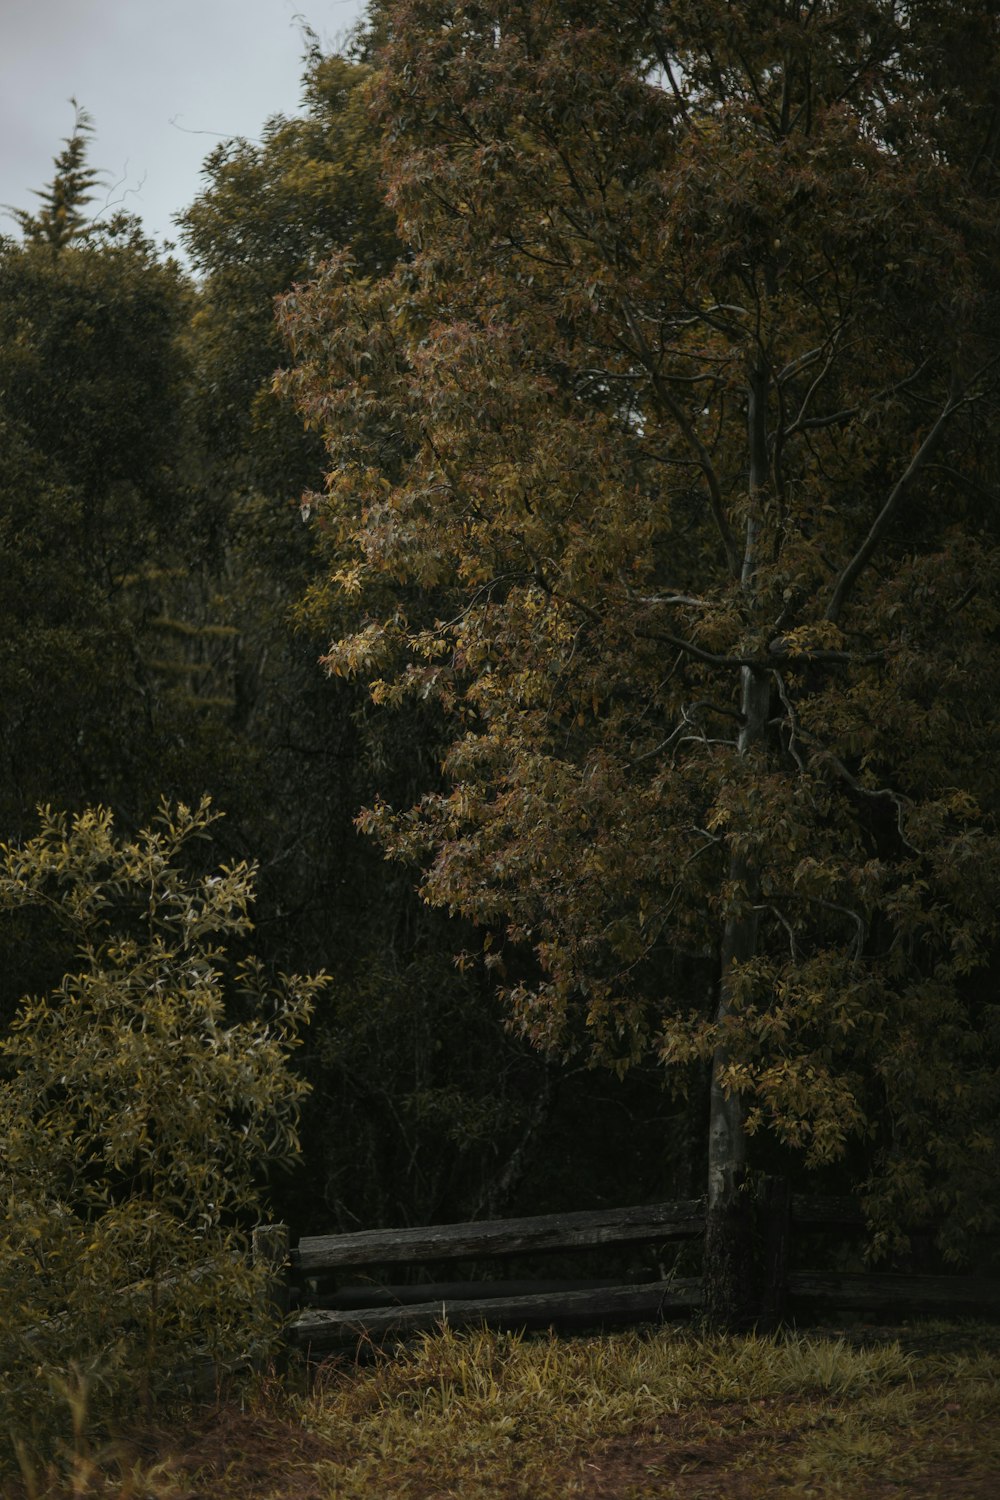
[279,0,1000,1312]
[0,206,202,859]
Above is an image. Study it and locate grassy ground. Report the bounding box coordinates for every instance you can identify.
[10,1323,1000,1498]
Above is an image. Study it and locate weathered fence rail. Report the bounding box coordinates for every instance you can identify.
[293,1197,705,1275]
[292,1281,704,1350]
[261,1191,1000,1354]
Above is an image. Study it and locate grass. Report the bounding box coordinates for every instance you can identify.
[7,1322,1000,1498]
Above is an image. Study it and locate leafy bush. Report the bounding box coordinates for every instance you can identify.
[0,799,323,1453]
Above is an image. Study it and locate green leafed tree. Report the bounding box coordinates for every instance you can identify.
[179,50,398,500]
[0,799,322,1450]
[0,112,251,892]
[279,0,1000,1319]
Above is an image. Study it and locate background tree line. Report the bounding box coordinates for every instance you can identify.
[0,24,683,1268]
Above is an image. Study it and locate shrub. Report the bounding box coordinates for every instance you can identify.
[0,799,324,1453]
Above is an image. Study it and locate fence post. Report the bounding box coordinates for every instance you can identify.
[757,1176,792,1330]
[253,1222,290,1371]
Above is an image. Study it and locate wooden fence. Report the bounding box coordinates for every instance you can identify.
[254,1189,1000,1355]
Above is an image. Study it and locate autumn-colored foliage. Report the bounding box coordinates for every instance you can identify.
[279,0,1000,1310]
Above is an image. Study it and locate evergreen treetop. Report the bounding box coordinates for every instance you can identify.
[7,99,104,250]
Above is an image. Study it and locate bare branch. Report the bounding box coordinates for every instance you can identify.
[781,322,853,434]
[763,903,799,963]
[673,733,740,757]
[786,356,934,440]
[787,406,858,434]
[801,895,866,964]
[619,298,742,577]
[808,747,918,853]
[626,700,747,771]
[825,381,982,623]
[776,345,825,384]
[636,592,712,608]
[771,670,807,774]
[630,623,758,670]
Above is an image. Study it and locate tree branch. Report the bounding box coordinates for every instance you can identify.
[619,301,741,577]
[825,381,982,623]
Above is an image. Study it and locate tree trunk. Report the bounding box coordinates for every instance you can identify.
[704,664,770,1326]
[705,356,771,1327]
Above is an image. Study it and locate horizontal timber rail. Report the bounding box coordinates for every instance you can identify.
[292,1198,705,1276]
[294,1282,704,1351]
[787,1272,1000,1312]
[261,1192,1000,1353]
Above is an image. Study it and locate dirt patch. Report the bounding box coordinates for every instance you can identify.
[578,1430,758,1498]
[573,1404,795,1499]
[573,1394,998,1499]
[145,1403,340,1500]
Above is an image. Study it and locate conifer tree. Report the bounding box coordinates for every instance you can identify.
[7,99,103,250]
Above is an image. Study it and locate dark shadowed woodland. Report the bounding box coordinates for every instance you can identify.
[2,2,1000,1491]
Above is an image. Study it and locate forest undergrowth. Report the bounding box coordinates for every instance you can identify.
[8,1322,1000,1499]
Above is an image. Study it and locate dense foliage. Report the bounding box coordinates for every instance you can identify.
[279,0,1000,1309]
[178,51,574,1234]
[0,800,319,1444]
[0,218,196,844]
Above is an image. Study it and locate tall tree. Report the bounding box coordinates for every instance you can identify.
[280,0,1000,1318]
[179,50,398,500]
[180,50,569,1232]
[0,222,198,842]
[0,115,255,1027]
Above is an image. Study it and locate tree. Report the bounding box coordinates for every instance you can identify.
[179,48,579,1233]
[0,800,321,1449]
[179,50,398,501]
[279,0,1000,1319]
[0,115,255,892]
[5,99,104,251]
[0,219,202,850]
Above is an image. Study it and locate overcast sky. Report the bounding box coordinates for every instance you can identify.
[2,0,368,256]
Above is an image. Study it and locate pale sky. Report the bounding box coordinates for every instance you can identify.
[1,0,368,255]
